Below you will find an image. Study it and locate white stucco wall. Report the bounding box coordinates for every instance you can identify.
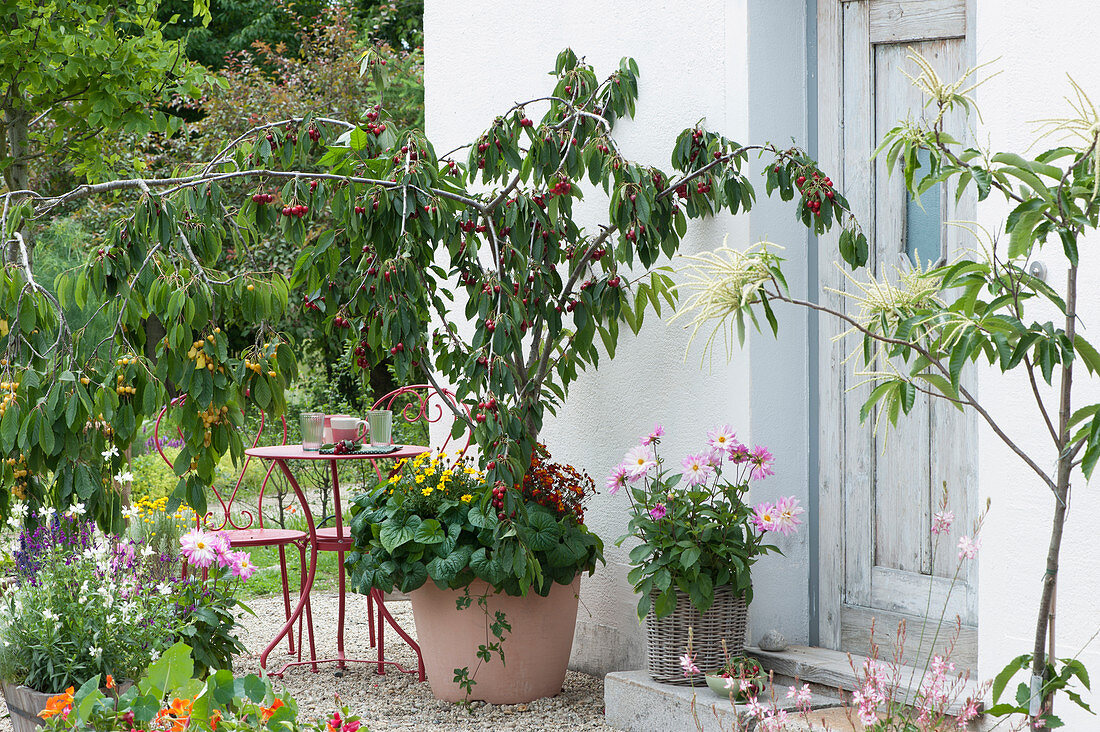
[425,0,769,674]
[973,2,1100,725]
[425,5,1100,716]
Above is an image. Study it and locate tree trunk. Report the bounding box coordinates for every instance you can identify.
[1030,264,1078,730]
[3,108,31,265]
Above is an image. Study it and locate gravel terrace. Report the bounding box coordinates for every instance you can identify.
[236,592,615,732]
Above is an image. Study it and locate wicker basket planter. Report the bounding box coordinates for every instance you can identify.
[645,585,748,685]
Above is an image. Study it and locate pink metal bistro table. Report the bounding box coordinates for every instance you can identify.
[245,443,430,679]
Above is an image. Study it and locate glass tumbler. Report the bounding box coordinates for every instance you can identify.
[300,412,324,451]
[368,410,393,447]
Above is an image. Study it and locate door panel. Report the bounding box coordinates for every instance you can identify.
[818,0,977,669]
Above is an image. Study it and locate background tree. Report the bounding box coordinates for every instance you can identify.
[158,0,327,71]
[0,0,212,262]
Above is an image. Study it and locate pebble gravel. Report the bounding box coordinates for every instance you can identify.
[236,591,615,732]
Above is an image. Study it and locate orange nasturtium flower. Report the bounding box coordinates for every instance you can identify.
[105,674,115,690]
[261,698,284,723]
[39,687,75,719]
[210,709,223,731]
[156,697,193,732]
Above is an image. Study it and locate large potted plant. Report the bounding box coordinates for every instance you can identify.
[609,424,801,684]
[348,447,601,702]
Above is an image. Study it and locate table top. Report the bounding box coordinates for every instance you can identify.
[246,444,430,461]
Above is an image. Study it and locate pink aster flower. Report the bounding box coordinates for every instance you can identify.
[707,424,737,453]
[681,452,715,487]
[231,551,258,580]
[705,448,724,468]
[642,424,665,446]
[750,445,775,480]
[649,503,667,520]
[210,532,233,566]
[606,463,629,495]
[957,535,980,560]
[623,445,657,480]
[932,510,954,535]
[727,440,751,463]
[679,652,700,677]
[771,496,804,536]
[751,502,778,533]
[180,529,217,568]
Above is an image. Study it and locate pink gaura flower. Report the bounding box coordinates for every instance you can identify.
[744,696,767,719]
[180,529,217,568]
[759,710,788,731]
[787,683,813,707]
[649,503,667,520]
[623,445,657,480]
[750,445,774,480]
[681,452,715,487]
[751,502,777,533]
[932,510,954,535]
[606,463,629,495]
[679,652,700,677]
[957,697,980,724]
[957,535,980,559]
[771,496,803,536]
[642,424,665,446]
[707,424,737,453]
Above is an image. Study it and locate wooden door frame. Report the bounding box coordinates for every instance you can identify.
[814,0,976,651]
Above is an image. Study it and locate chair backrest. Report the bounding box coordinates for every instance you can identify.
[371,384,472,458]
[152,395,287,531]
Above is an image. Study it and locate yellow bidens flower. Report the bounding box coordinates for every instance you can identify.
[460,494,473,503]
[421,487,433,496]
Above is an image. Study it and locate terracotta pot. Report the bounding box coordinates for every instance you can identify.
[409,576,581,703]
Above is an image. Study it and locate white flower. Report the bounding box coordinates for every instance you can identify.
[122,506,141,520]
[42,609,59,623]
[101,445,119,459]
[141,545,155,558]
[156,583,171,596]
[88,646,102,659]
[66,502,86,517]
[9,503,27,521]
[114,471,134,484]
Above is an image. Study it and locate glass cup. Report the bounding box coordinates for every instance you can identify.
[300,412,324,451]
[368,410,393,447]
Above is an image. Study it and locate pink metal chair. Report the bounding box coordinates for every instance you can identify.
[312,384,472,672]
[153,396,316,663]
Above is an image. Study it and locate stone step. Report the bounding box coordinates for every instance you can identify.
[746,645,983,719]
[604,670,847,732]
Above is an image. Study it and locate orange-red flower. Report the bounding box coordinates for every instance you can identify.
[155,697,193,732]
[260,698,284,723]
[105,674,115,690]
[39,687,74,720]
[210,709,223,731]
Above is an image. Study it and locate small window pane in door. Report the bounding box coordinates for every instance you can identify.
[905,148,941,268]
